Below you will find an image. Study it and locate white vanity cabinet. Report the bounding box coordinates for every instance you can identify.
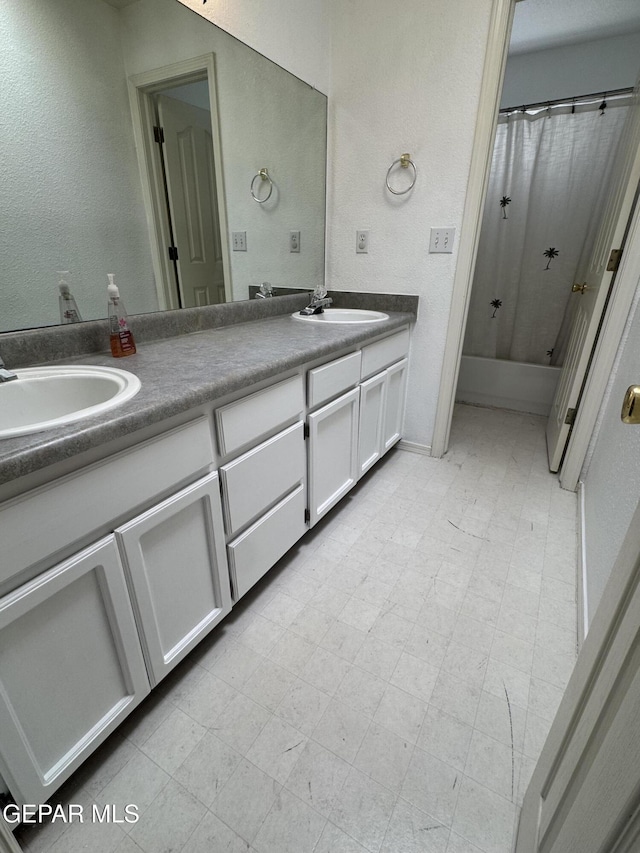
[381,357,409,451]
[0,320,412,809]
[357,330,410,476]
[0,416,230,806]
[358,357,409,474]
[358,370,387,476]
[115,471,231,687]
[306,351,363,526]
[217,377,307,600]
[0,537,150,806]
[308,388,361,526]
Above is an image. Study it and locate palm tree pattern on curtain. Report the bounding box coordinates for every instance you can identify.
[543,247,559,270]
[500,196,511,219]
[490,299,502,318]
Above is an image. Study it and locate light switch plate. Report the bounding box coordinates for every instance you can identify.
[232,231,247,251]
[429,227,455,253]
[290,230,300,253]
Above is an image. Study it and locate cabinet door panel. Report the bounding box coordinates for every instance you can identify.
[358,371,387,477]
[383,358,408,451]
[221,422,305,536]
[361,328,410,379]
[216,375,304,457]
[308,388,359,526]
[0,537,149,805]
[227,484,307,600]
[116,472,231,686]
[308,351,362,409]
[0,417,214,592]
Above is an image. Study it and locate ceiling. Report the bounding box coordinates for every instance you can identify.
[510,0,640,55]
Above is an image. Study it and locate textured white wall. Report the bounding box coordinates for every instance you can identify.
[326,0,494,448]
[501,31,640,108]
[176,0,331,94]
[582,278,640,625]
[122,0,326,301]
[1,0,157,330]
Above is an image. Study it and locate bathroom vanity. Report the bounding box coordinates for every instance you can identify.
[0,309,412,807]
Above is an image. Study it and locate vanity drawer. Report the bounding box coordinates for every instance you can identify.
[216,375,304,457]
[0,417,214,588]
[220,421,305,536]
[361,328,410,379]
[227,484,307,600]
[308,351,362,409]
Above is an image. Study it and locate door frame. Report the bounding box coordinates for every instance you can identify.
[430,0,514,459]
[515,495,640,850]
[127,54,233,310]
[430,0,640,494]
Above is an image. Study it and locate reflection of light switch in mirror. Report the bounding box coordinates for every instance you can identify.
[290,231,301,253]
[356,230,369,253]
[232,231,247,251]
[429,227,455,253]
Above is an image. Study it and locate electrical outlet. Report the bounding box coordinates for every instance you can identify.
[232,231,247,251]
[290,230,301,253]
[429,227,455,253]
[356,230,369,253]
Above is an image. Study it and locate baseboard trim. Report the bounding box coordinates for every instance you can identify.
[398,440,432,456]
[577,480,589,648]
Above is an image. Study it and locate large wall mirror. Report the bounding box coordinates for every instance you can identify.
[1,0,327,333]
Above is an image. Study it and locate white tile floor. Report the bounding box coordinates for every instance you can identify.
[16,404,578,853]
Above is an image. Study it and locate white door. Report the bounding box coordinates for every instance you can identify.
[115,472,231,687]
[546,88,640,471]
[157,94,226,307]
[0,537,149,806]
[516,492,640,851]
[308,388,360,526]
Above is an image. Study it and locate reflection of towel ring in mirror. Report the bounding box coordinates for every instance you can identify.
[251,168,274,203]
[385,153,417,195]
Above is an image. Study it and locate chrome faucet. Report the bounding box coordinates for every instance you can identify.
[299,287,333,315]
[0,353,18,383]
[255,282,274,299]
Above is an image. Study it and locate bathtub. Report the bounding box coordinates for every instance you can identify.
[456,355,561,416]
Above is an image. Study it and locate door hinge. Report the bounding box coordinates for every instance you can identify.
[304,508,311,524]
[607,248,622,272]
[153,125,165,144]
[565,407,577,426]
[303,423,309,439]
[168,246,179,261]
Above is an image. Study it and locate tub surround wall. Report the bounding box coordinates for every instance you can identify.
[456,355,561,416]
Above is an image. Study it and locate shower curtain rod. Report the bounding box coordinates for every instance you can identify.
[500,86,634,115]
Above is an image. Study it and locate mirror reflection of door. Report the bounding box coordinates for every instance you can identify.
[154,83,226,308]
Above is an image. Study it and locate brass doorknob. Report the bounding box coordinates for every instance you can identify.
[572,282,588,294]
[621,386,640,424]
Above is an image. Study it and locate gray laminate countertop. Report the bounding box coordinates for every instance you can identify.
[0,310,414,486]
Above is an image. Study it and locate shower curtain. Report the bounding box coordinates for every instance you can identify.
[463,97,630,366]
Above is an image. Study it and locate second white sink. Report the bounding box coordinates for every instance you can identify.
[292,308,389,324]
[0,365,142,439]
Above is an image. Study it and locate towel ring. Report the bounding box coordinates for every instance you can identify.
[386,153,417,195]
[251,168,274,203]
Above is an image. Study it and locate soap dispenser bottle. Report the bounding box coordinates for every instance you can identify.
[58,272,82,323]
[107,274,137,357]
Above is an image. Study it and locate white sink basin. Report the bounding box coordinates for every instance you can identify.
[292,308,389,324]
[0,365,141,439]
